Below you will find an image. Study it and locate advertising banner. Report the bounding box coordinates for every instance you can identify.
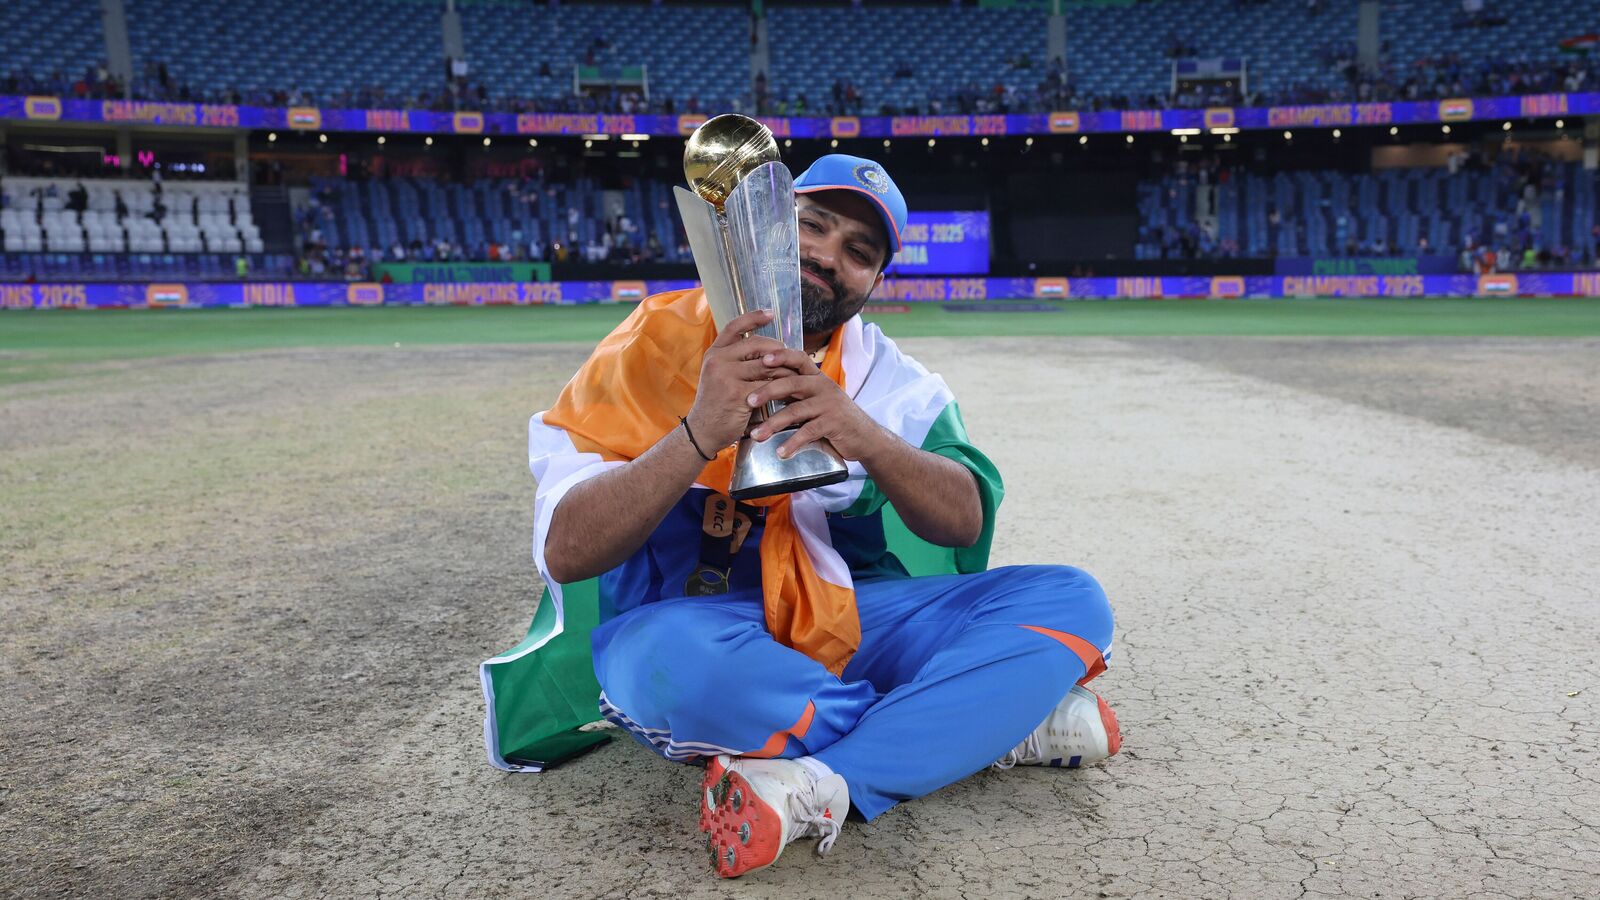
[888,212,991,276]
[1273,257,1461,276]
[5,92,1596,139]
[6,274,1600,311]
[372,262,553,283]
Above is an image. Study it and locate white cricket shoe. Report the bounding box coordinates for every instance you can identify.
[699,754,849,878]
[993,684,1122,770]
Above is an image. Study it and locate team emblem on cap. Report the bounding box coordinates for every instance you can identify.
[853,163,890,195]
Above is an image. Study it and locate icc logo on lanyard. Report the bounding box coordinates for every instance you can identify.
[685,493,754,596]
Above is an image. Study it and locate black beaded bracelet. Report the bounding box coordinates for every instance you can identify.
[679,416,715,461]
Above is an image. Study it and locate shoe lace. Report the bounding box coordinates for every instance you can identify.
[991,731,1040,771]
[787,782,843,857]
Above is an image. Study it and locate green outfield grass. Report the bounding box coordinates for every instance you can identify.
[4,297,1599,385]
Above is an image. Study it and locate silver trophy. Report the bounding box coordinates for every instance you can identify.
[674,114,848,500]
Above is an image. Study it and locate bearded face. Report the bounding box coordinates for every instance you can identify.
[795,193,888,343]
[799,257,870,335]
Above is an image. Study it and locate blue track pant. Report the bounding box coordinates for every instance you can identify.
[591,564,1114,820]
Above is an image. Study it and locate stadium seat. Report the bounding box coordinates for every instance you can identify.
[0,0,105,89]
[768,6,1048,114]
[1136,158,1590,261]
[123,0,444,103]
[460,3,748,110]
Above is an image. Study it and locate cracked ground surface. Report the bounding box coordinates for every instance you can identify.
[2,336,1598,899]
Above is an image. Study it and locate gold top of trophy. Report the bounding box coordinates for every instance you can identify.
[683,114,780,208]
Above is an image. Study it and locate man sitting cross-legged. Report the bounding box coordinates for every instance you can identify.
[482,154,1119,878]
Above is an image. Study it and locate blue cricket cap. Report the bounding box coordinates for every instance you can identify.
[793,154,907,256]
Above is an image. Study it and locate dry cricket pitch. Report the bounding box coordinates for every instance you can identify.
[3,336,1598,899]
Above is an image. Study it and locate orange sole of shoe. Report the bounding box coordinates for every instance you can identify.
[699,764,784,878]
[697,755,727,833]
[1098,694,1123,757]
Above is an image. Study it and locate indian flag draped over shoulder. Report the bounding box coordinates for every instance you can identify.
[480,288,1003,771]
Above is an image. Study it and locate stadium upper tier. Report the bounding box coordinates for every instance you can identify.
[1,1,1594,116]
[124,0,443,104]
[460,2,748,113]
[1060,0,1365,106]
[0,0,104,86]
[765,5,1046,114]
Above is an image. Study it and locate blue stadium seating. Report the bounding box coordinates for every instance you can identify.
[1064,0,1362,104]
[123,0,445,102]
[1383,0,1599,84]
[460,2,749,110]
[0,0,105,84]
[306,174,689,264]
[0,252,295,281]
[766,6,1048,114]
[6,1,1597,113]
[1137,159,1596,262]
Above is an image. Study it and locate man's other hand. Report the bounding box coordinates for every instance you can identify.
[746,348,890,463]
[685,310,800,451]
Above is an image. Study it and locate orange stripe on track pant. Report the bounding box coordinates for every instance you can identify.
[1019,624,1107,685]
[744,700,817,758]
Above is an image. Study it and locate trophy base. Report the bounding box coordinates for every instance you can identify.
[729,428,849,500]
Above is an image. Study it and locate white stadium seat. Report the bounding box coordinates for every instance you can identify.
[1,176,261,258]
